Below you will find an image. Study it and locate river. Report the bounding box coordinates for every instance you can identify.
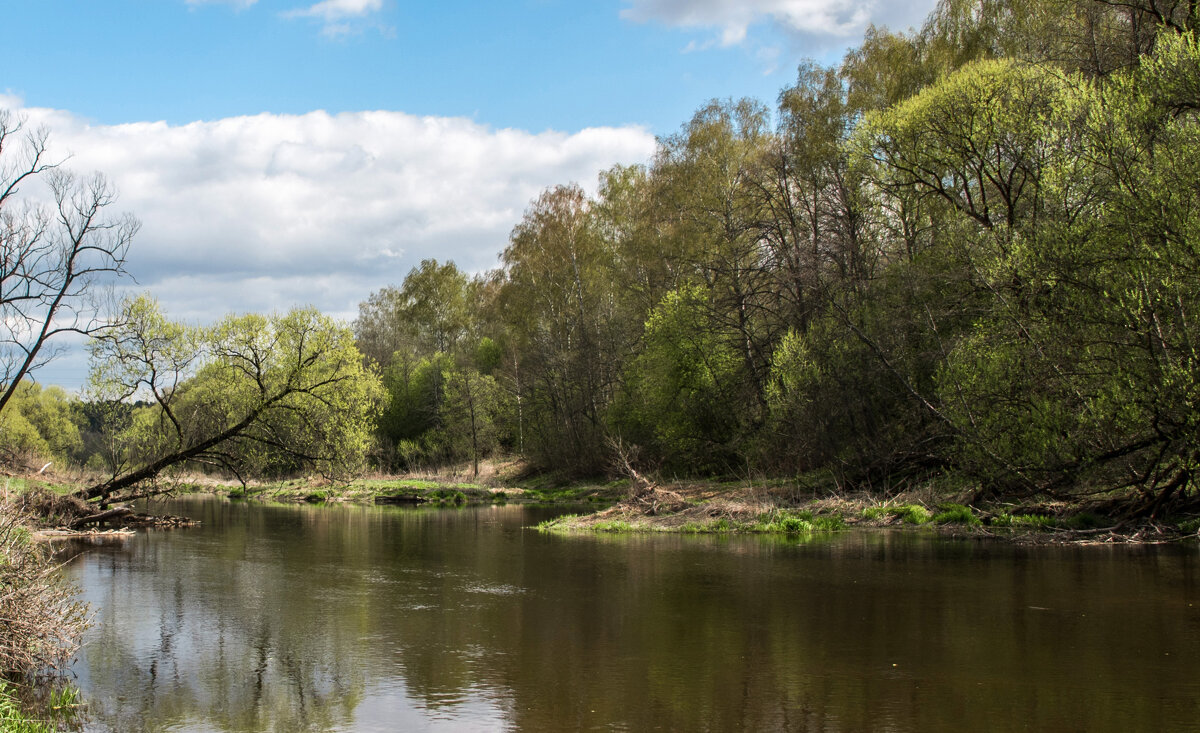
[63,496,1200,732]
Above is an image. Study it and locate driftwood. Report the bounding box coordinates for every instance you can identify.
[69,507,132,530]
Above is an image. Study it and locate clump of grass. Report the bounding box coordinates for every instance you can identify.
[993,513,1057,529]
[860,506,888,521]
[535,514,578,531]
[931,503,981,526]
[891,504,930,524]
[592,519,636,532]
[753,510,844,535]
[0,683,51,733]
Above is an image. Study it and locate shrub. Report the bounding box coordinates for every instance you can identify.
[0,497,89,676]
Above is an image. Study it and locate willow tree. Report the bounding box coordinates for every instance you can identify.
[79,296,383,502]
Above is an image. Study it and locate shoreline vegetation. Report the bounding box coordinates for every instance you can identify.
[8,461,1198,546]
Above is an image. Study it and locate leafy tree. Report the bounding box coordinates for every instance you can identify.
[80,296,383,501]
[439,366,504,477]
[614,285,746,472]
[355,259,471,367]
[497,185,627,473]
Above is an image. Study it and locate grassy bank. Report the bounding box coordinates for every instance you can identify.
[173,472,628,508]
[535,477,1200,544]
[9,463,1198,543]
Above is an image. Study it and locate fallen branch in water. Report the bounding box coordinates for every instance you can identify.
[69,507,132,530]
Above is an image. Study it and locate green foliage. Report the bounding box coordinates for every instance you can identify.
[82,297,383,499]
[355,259,472,367]
[615,285,746,472]
[861,506,888,520]
[344,5,1200,512]
[427,489,467,506]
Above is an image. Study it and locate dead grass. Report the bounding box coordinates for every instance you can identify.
[0,494,90,675]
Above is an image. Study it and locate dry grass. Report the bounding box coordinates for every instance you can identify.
[0,494,90,675]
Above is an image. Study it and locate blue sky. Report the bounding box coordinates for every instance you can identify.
[6,0,933,132]
[2,0,937,388]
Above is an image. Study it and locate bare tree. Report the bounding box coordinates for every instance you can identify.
[0,110,137,413]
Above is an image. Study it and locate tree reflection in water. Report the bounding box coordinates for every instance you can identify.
[67,498,1200,732]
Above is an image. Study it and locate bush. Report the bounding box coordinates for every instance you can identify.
[0,497,89,676]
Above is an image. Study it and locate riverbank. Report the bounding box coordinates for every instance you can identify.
[535,479,1200,545]
[8,465,1199,543]
[187,474,626,508]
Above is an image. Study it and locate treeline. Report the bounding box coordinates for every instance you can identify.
[5,0,1199,515]
[355,0,1200,514]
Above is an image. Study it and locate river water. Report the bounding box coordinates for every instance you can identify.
[62,496,1200,732]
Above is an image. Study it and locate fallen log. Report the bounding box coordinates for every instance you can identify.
[69,507,132,530]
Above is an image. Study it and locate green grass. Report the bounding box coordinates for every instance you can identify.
[535,514,579,531]
[752,510,844,535]
[931,503,981,526]
[892,504,931,525]
[0,683,53,733]
[591,519,636,532]
[991,512,1058,529]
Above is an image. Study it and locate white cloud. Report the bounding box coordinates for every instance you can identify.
[1,101,656,331]
[283,0,388,36]
[286,0,382,21]
[621,0,936,47]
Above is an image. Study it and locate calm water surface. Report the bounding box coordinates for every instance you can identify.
[63,496,1200,732]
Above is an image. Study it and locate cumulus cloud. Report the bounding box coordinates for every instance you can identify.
[283,0,387,36]
[285,0,382,21]
[1,99,656,331]
[622,0,935,47]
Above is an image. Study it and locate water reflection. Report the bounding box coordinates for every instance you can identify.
[66,497,1200,732]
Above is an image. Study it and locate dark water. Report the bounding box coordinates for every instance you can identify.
[63,496,1200,732]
